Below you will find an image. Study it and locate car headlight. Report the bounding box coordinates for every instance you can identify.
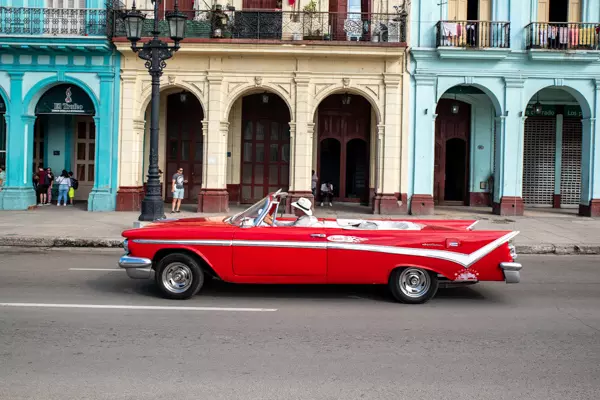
[123,239,129,254]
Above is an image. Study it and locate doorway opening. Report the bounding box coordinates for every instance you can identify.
[549,0,568,22]
[444,138,468,202]
[319,138,341,197]
[164,91,204,204]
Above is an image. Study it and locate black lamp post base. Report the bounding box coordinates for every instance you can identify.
[138,197,166,221]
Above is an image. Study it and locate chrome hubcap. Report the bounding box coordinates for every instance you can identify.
[162,263,193,294]
[399,268,431,298]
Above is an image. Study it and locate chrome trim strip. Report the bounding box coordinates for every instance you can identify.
[125,267,155,280]
[467,221,479,230]
[129,232,519,268]
[118,255,152,269]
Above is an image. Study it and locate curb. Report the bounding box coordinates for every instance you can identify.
[0,237,600,254]
[0,237,123,248]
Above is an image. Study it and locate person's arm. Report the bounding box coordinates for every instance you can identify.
[172,178,176,192]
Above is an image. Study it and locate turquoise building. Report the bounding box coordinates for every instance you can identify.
[408,0,600,217]
[0,0,120,211]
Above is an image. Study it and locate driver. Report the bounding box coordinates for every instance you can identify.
[263,197,320,227]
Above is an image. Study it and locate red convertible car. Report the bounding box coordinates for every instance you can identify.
[118,191,522,304]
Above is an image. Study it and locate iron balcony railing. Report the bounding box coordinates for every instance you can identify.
[436,20,510,48]
[526,22,600,50]
[111,9,407,43]
[0,7,108,36]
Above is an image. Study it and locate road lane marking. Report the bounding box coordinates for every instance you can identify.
[0,303,278,312]
[69,268,123,271]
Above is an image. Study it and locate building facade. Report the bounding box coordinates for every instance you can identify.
[113,0,410,214]
[409,0,600,216]
[0,0,121,211]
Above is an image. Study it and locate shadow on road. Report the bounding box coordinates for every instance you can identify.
[84,274,503,305]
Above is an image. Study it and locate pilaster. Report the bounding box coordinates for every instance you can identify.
[493,78,526,216]
[409,74,436,215]
[580,116,600,216]
[198,114,229,213]
[116,118,146,212]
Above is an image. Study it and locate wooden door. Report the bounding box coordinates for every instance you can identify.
[568,0,581,22]
[538,0,550,22]
[240,95,290,203]
[434,99,471,205]
[74,117,96,200]
[478,0,492,47]
[165,93,204,203]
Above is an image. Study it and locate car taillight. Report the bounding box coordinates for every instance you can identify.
[508,243,517,260]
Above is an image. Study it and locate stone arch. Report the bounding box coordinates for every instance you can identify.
[223,83,293,121]
[23,76,99,116]
[0,85,9,115]
[311,85,383,124]
[137,81,206,120]
[437,82,503,117]
[523,83,592,119]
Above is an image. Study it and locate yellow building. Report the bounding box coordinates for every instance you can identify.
[113,0,409,214]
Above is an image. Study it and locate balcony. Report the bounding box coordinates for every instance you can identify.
[110,9,406,45]
[0,7,108,37]
[436,20,510,48]
[526,22,600,50]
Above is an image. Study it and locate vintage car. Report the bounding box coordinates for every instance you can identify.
[118,190,522,304]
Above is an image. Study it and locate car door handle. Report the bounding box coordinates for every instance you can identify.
[310,233,326,238]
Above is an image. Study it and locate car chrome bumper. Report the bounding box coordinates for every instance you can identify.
[118,255,154,280]
[500,262,522,284]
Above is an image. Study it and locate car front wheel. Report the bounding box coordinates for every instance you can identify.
[389,267,438,304]
[155,253,204,300]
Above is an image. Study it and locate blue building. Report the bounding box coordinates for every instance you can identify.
[408,0,600,216]
[0,0,120,211]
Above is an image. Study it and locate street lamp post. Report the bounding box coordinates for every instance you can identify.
[122,0,187,221]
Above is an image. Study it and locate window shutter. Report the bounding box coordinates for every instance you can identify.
[479,0,491,21]
[537,0,549,22]
[568,0,581,22]
[447,0,458,20]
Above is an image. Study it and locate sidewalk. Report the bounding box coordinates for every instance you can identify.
[0,203,599,254]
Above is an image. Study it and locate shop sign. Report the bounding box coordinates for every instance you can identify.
[564,105,583,118]
[0,96,5,114]
[35,84,95,115]
[525,104,556,117]
[525,104,583,118]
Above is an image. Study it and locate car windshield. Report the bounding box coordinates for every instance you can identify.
[228,196,271,227]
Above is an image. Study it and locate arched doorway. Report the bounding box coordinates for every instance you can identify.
[239,93,291,203]
[33,84,96,203]
[434,98,471,205]
[522,87,583,209]
[316,94,371,205]
[164,90,204,203]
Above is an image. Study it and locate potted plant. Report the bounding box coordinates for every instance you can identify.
[302,0,322,40]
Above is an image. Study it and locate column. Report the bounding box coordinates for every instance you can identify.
[409,74,437,215]
[580,117,599,216]
[286,75,312,213]
[1,72,36,210]
[553,114,564,208]
[88,72,116,211]
[374,74,405,214]
[116,73,145,211]
[493,77,525,216]
[198,73,229,213]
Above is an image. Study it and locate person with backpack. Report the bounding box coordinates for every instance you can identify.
[68,171,78,206]
[55,170,71,206]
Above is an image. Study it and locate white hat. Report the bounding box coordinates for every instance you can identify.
[291,197,313,216]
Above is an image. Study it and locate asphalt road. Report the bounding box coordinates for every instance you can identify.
[0,248,599,400]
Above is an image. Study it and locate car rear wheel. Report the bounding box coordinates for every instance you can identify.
[155,253,204,300]
[389,267,438,304]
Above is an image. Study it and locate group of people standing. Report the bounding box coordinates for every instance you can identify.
[33,166,78,206]
[311,170,334,207]
[0,165,5,192]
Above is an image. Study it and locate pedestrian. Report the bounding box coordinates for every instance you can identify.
[320,181,334,207]
[55,170,71,206]
[171,167,187,213]
[0,165,5,191]
[46,167,54,204]
[36,166,48,206]
[311,170,318,198]
[68,171,78,206]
